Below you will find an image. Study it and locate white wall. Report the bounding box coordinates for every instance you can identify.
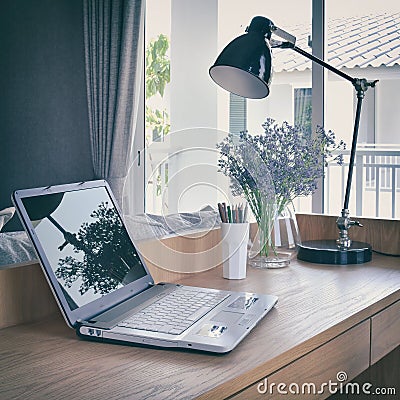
[247,84,294,135]
[377,79,400,144]
[325,80,354,144]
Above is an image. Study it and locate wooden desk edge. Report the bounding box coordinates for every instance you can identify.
[195,289,400,400]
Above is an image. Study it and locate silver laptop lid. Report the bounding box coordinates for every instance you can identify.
[13,180,153,328]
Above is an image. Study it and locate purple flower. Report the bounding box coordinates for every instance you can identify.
[217,119,346,219]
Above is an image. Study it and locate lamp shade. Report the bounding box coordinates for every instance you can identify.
[209,16,273,99]
[22,193,64,221]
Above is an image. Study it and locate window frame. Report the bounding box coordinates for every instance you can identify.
[311,0,325,213]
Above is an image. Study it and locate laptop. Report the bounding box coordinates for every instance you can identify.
[12,180,277,353]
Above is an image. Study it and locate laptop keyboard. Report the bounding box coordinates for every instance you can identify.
[117,287,229,335]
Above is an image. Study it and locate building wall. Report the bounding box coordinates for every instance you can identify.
[267,68,400,146]
[377,79,400,144]
[248,84,294,135]
[166,0,220,214]
[170,0,218,132]
[325,81,354,144]
[0,0,94,230]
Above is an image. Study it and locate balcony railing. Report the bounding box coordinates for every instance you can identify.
[325,145,400,219]
[141,142,400,220]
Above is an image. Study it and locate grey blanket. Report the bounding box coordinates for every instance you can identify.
[0,210,220,268]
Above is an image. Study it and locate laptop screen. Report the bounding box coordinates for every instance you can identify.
[21,186,147,311]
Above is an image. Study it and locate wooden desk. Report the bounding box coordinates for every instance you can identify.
[0,254,399,399]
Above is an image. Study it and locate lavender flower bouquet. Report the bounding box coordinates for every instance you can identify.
[217,118,345,266]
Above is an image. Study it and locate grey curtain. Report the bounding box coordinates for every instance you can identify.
[83,0,143,204]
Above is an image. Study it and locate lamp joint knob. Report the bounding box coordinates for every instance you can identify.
[349,219,363,228]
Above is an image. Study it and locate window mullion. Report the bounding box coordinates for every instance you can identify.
[311,0,326,213]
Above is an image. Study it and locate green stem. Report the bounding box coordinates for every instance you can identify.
[258,199,276,258]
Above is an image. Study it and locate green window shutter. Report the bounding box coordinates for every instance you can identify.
[229,93,247,134]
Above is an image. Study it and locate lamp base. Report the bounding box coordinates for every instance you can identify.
[297,240,372,265]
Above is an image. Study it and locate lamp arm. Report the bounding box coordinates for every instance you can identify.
[285,44,378,248]
[292,45,355,84]
[292,45,379,91]
[344,91,364,211]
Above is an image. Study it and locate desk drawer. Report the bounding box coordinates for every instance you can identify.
[371,300,400,365]
[232,320,370,400]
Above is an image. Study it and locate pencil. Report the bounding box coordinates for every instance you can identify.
[222,202,228,223]
[227,205,232,223]
[218,203,226,222]
[243,203,248,222]
[238,205,243,223]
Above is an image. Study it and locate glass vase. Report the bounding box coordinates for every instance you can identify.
[248,202,301,269]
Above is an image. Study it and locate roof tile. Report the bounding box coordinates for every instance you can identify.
[273,12,400,72]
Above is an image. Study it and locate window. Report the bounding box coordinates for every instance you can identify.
[127,0,399,220]
[140,0,311,217]
[229,94,247,135]
[325,0,400,218]
[294,88,312,137]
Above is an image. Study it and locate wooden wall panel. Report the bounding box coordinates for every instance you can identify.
[0,263,58,329]
[296,214,400,255]
[136,228,223,281]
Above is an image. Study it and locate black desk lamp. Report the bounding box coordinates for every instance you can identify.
[209,16,377,264]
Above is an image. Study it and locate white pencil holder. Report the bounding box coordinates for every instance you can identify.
[221,222,249,279]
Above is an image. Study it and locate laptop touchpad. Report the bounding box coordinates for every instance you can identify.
[211,311,243,324]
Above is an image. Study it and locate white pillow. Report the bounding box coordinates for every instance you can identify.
[0,207,15,231]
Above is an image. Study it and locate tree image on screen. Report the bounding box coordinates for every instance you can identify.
[55,202,140,295]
